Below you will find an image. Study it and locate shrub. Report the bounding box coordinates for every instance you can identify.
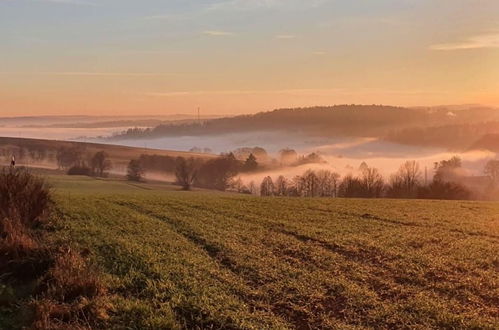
[33,250,109,329]
[0,168,52,228]
[127,159,144,182]
[418,180,472,200]
[0,168,109,328]
[67,166,92,176]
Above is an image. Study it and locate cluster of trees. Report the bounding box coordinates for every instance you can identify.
[58,147,112,178]
[125,152,255,190]
[261,170,341,197]
[258,157,490,200]
[1,145,54,163]
[124,147,326,182]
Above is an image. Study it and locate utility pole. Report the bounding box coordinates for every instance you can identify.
[197,107,201,125]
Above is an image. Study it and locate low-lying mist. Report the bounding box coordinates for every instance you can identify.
[104,131,497,183]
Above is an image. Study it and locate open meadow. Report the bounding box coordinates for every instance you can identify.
[5,174,493,329]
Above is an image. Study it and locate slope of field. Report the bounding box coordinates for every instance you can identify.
[0,137,216,169]
[48,176,498,329]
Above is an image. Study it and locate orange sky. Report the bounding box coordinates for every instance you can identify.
[1,0,498,116]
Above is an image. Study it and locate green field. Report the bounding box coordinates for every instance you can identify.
[42,175,499,329]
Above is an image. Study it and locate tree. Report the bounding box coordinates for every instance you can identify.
[484,160,499,185]
[56,147,83,170]
[196,154,240,191]
[338,175,364,198]
[302,170,320,197]
[248,181,257,195]
[260,176,275,196]
[360,166,384,198]
[232,177,249,193]
[243,153,258,172]
[175,157,198,190]
[275,175,288,196]
[316,170,340,197]
[279,148,298,165]
[387,161,422,198]
[418,180,471,200]
[127,159,144,182]
[434,156,462,182]
[90,151,112,177]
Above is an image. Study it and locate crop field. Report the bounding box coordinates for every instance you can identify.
[42,176,499,329]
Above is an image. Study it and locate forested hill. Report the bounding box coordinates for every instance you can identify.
[470,134,499,152]
[113,105,499,140]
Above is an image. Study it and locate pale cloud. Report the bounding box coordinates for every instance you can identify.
[208,0,329,11]
[202,30,235,36]
[312,51,327,56]
[0,72,176,77]
[146,88,345,97]
[33,0,97,6]
[430,32,499,51]
[142,14,175,20]
[145,87,448,98]
[275,34,296,39]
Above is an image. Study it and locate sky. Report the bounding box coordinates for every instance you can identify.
[1,0,499,116]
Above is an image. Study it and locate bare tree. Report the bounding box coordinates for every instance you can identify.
[484,160,499,185]
[338,174,364,198]
[316,170,340,197]
[360,166,384,198]
[275,175,288,196]
[302,170,320,197]
[387,160,422,198]
[175,157,199,190]
[260,176,275,196]
[90,151,112,177]
[56,146,84,170]
[248,181,257,195]
[232,176,248,193]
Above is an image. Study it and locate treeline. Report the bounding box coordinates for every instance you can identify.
[55,147,113,177]
[0,144,55,163]
[258,157,499,200]
[385,121,499,151]
[113,105,499,140]
[128,153,258,190]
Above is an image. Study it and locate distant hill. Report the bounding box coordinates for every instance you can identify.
[0,114,221,128]
[0,137,215,170]
[112,105,499,141]
[469,134,499,152]
[385,121,499,151]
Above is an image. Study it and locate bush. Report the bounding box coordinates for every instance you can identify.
[0,167,109,328]
[0,168,53,279]
[127,159,144,182]
[0,168,52,228]
[67,165,92,176]
[33,250,109,329]
[418,180,472,200]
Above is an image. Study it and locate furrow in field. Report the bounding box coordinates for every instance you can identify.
[58,197,292,329]
[106,196,498,327]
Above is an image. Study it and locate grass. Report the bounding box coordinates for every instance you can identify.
[0,169,109,329]
[25,175,499,328]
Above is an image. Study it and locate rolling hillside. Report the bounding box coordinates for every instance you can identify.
[113,105,499,141]
[0,137,216,170]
